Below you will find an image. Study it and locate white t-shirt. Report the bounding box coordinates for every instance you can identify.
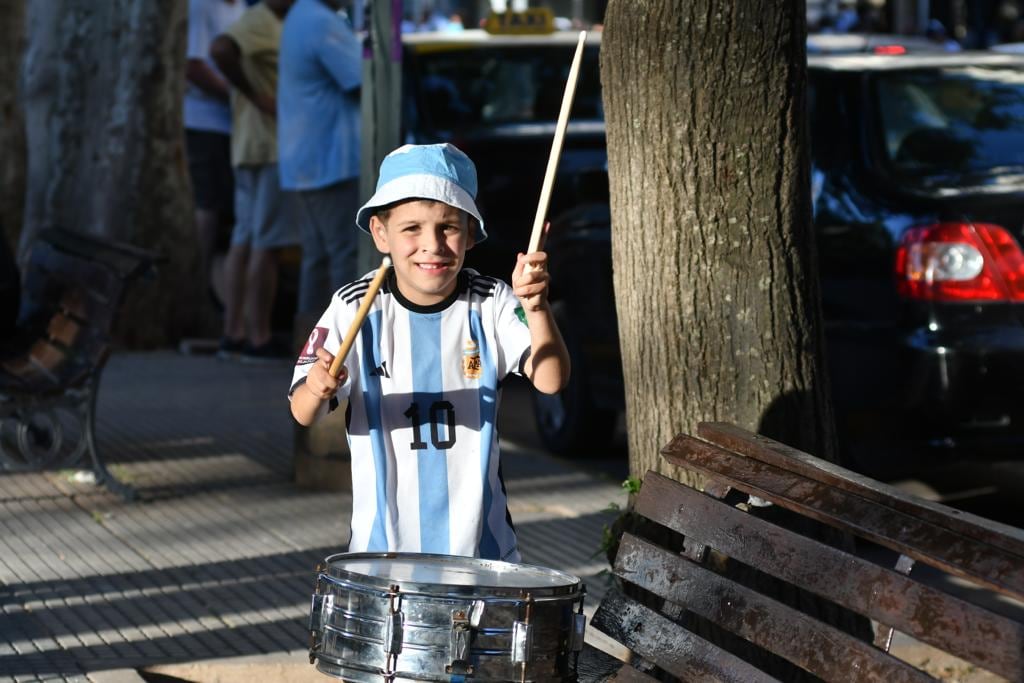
[185,0,245,134]
[290,269,533,561]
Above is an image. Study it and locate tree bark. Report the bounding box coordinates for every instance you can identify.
[601,0,835,485]
[20,0,207,346]
[600,4,873,669]
[0,0,26,251]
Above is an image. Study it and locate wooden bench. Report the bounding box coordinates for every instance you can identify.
[582,423,1024,682]
[0,228,160,500]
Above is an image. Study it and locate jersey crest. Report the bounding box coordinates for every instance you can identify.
[463,339,482,380]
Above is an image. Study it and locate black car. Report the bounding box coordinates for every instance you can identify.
[404,31,1024,469]
[561,49,1024,470]
[809,51,1024,472]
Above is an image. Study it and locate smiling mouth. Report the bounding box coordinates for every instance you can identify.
[416,262,451,271]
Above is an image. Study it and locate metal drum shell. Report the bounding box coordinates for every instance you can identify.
[310,552,584,683]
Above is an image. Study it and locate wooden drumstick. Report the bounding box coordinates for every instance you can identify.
[328,256,392,378]
[527,30,587,255]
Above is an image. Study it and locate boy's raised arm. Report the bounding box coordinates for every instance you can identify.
[512,252,571,395]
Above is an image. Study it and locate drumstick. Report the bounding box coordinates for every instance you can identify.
[527,30,587,255]
[328,256,392,378]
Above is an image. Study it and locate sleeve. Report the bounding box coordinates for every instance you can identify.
[492,281,532,380]
[226,9,271,58]
[187,0,214,60]
[223,11,253,55]
[289,294,358,407]
[315,15,362,92]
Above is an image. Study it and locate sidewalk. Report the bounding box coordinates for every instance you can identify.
[0,351,628,682]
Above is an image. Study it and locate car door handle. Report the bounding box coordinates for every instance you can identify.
[820,224,852,236]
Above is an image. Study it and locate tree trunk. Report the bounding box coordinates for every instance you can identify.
[600,5,872,670]
[20,0,207,346]
[0,0,26,250]
[601,0,835,485]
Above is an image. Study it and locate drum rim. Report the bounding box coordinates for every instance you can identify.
[320,551,584,597]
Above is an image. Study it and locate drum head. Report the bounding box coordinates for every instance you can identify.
[322,552,582,598]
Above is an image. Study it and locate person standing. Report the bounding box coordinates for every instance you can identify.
[277,0,362,317]
[185,0,246,311]
[211,0,297,361]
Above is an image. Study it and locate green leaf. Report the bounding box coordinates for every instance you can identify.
[621,476,642,495]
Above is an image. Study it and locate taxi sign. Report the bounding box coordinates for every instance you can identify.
[483,9,555,35]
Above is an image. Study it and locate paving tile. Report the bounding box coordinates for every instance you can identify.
[85,670,145,683]
[0,472,61,501]
[154,502,299,654]
[21,503,162,654]
[2,351,637,675]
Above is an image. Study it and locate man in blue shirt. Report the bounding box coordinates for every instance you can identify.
[278,0,362,315]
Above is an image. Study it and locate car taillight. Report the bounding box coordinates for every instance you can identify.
[873,45,907,55]
[895,222,1024,301]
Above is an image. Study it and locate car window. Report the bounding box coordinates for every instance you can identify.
[872,66,1024,177]
[807,72,839,168]
[408,45,603,134]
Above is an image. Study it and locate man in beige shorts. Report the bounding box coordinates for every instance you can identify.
[212,0,297,362]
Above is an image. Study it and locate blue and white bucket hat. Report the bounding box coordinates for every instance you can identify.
[356,143,487,243]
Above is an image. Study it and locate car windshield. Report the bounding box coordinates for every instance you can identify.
[407,45,603,133]
[873,66,1024,179]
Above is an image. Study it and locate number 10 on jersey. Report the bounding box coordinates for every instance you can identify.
[404,401,457,450]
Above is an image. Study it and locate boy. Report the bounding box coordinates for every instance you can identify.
[289,143,570,562]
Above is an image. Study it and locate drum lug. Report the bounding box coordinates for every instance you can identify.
[571,613,587,652]
[309,593,333,631]
[308,593,333,663]
[382,583,405,661]
[449,609,472,671]
[383,611,404,655]
[511,620,532,664]
[447,600,484,675]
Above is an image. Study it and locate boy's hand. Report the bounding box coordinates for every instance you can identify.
[513,251,551,313]
[305,347,347,400]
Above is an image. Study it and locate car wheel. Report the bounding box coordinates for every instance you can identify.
[531,303,617,455]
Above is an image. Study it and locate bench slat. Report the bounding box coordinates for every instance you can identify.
[46,312,82,348]
[593,590,781,683]
[698,422,1024,561]
[662,435,1024,601]
[635,472,1024,681]
[615,534,936,683]
[576,643,630,683]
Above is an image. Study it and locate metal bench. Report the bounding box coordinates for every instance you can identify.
[0,228,160,500]
[585,423,1024,682]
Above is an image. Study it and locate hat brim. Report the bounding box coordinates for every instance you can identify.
[356,173,487,242]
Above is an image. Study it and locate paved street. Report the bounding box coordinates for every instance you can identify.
[0,352,627,682]
[5,350,1023,682]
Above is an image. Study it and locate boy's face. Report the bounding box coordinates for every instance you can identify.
[369,199,475,306]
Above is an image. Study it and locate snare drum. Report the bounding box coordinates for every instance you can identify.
[309,552,587,682]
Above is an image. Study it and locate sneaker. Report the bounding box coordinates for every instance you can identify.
[217,337,245,361]
[240,340,292,365]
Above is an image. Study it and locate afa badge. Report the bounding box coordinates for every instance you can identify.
[463,339,482,379]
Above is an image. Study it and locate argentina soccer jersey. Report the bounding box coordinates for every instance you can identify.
[291,268,532,560]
